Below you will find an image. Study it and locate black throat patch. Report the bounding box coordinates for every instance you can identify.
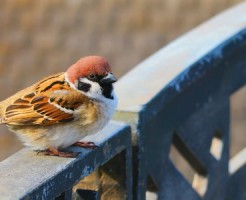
[101,84,114,100]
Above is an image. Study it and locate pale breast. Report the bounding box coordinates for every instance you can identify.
[76,92,118,136]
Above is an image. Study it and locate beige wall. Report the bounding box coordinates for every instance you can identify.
[0,0,244,160]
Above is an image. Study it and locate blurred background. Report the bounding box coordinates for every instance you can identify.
[0,0,245,169]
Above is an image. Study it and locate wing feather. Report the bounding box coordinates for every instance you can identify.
[2,73,86,125]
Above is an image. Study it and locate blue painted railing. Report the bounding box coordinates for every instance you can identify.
[1,2,246,200]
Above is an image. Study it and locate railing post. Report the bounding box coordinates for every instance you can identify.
[114,2,246,199]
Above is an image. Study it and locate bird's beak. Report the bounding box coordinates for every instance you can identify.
[101,73,117,84]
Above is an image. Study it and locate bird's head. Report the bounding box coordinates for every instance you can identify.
[66,56,117,100]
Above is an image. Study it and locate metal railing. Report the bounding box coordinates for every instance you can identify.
[0,122,132,199]
[1,2,246,200]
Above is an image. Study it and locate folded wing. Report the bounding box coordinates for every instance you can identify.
[2,73,85,125]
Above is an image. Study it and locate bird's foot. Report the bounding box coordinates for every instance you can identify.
[37,147,78,158]
[72,141,98,149]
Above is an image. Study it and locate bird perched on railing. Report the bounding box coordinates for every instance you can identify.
[0,56,118,157]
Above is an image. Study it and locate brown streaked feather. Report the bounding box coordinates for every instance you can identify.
[31,96,46,104]
[2,73,87,126]
[24,93,35,99]
[14,98,29,104]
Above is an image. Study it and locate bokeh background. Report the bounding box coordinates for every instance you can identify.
[0,0,245,167]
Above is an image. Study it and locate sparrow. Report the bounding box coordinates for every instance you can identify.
[0,56,118,157]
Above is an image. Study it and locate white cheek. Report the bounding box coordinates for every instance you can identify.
[65,73,115,102]
[79,78,103,99]
[65,73,102,98]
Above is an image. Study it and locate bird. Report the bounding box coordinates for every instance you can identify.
[0,56,118,157]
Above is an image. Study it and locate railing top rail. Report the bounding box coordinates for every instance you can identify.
[116,2,246,113]
[0,121,131,200]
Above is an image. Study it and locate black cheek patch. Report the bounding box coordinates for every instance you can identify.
[78,81,91,92]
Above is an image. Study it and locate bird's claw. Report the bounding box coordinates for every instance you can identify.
[36,147,79,158]
[72,141,98,149]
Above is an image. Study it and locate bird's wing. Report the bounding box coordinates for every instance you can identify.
[2,73,86,125]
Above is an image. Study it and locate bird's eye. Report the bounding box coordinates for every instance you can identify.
[87,74,97,81]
